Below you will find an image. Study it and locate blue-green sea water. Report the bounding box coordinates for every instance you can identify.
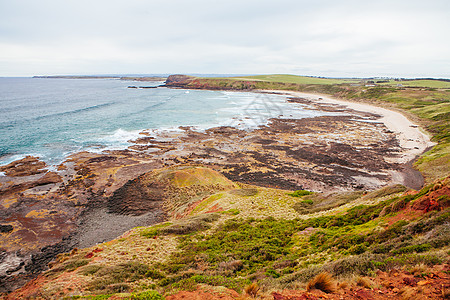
[0,78,334,166]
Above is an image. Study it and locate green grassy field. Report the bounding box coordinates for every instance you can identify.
[206,74,450,88]
[228,74,361,85]
[378,79,450,89]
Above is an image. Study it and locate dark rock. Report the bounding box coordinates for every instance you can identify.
[0,225,13,233]
[107,174,166,216]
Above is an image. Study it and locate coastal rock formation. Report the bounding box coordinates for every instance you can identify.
[0,156,47,177]
[164,74,194,87]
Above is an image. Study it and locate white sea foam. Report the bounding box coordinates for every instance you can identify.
[99,128,143,144]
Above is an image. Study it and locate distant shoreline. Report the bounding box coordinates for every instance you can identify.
[262,90,436,164]
[32,75,167,81]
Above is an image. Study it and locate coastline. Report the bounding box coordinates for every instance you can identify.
[0,86,441,293]
[259,90,436,189]
[262,90,436,163]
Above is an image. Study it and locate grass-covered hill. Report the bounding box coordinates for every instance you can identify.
[7,167,449,299]
[4,75,450,299]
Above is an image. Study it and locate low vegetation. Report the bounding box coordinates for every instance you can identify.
[25,175,448,299]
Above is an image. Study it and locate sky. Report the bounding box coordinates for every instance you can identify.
[0,0,449,78]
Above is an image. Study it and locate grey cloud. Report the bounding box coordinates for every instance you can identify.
[0,0,449,77]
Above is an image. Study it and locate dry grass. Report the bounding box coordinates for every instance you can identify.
[337,281,349,290]
[408,263,430,276]
[356,276,373,289]
[399,286,423,300]
[159,213,220,235]
[294,191,364,214]
[244,282,260,298]
[306,272,336,293]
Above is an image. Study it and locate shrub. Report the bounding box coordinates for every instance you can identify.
[349,244,367,255]
[244,282,260,298]
[306,272,336,293]
[329,254,381,276]
[88,262,151,292]
[63,259,89,272]
[265,269,281,278]
[130,290,164,300]
[289,190,313,197]
[363,184,407,200]
[372,244,393,254]
[302,199,314,205]
[146,269,166,280]
[437,195,450,207]
[391,244,432,255]
[295,191,364,215]
[279,265,322,284]
[164,217,297,277]
[170,275,249,292]
[106,283,130,293]
[356,276,373,289]
[221,208,240,215]
[141,222,172,238]
[377,220,408,242]
[218,260,243,273]
[228,188,258,196]
[159,214,220,235]
[79,264,103,276]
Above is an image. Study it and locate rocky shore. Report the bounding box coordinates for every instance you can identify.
[0,90,433,293]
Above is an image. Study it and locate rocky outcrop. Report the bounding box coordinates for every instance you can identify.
[164,74,195,87]
[0,156,47,177]
[107,174,167,216]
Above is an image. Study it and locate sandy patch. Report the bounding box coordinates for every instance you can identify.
[265,90,436,164]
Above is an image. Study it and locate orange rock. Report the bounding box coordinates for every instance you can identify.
[417,280,432,286]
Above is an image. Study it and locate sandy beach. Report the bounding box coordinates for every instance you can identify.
[266,90,436,164]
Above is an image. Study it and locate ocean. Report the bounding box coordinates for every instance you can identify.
[0,77,335,166]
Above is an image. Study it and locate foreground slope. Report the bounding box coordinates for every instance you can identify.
[5,167,449,299]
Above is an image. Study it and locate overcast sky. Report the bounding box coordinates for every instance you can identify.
[1,0,449,78]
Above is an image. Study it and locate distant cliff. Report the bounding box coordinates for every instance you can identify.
[164,74,195,87]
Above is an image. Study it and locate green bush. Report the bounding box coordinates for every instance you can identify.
[169,274,249,292]
[141,222,173,238]
[159,214,220,235]
[265,269,281,278]
[130,290,164,300]
[63,259,89,272]
[88,262,151,292]
[329,254,381,276]
[79,264,103,276]
[146,269,165,280]
[391,244,432,255]
[289,190,313,197]
[228,188,258,196]
[349,244,367,255]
